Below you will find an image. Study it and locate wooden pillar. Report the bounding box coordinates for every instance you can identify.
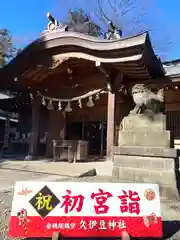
[106,91,116,159]
[100,120,104,156]
[25,97,41,160]
[82,119,85,140]
[46,111,66,157]
[95,61,123,158]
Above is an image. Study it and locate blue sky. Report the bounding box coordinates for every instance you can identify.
[0,0,180,61]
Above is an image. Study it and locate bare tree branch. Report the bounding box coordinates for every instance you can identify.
[97,0,110,26]
[57,0,173,60]
[94,0,172,59]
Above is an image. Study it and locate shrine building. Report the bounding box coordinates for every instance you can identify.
[0,14,180,161]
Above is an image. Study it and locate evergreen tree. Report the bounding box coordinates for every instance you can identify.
[65,9,102,37]
[0,29,17,67]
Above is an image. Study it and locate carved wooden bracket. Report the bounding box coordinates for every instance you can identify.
[95,61,124,93]
[49,57,70,69]
[110,70,124,93]
[95,61,109,78]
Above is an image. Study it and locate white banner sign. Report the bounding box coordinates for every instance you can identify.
[9,182,162,238]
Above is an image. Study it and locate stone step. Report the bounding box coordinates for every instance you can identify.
[112,146,177,158]
[112,166,177,185]
[119,130,171,147]
[112,166,180,201]
[113,154,176,171]
[160,201,180,221]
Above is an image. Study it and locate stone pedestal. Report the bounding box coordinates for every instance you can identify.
[112,114,180,219]
[118,114,173,147]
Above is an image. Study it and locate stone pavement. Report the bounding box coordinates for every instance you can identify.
[0,160,79,240]
[0,168,70,192]
[0,159,113,179]
[0,175,179,240]
[0,159,180,221]
[0,160,179,239]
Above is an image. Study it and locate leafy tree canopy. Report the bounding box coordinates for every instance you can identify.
[0,29,18,67]
[64,8,103,37]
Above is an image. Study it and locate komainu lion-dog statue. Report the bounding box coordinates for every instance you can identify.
[130,84,164,116]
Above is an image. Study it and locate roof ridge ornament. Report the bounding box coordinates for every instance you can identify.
[104,21,122,40]
[41,12,68,36]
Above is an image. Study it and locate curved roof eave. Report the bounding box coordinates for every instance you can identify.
[5,31,149,68]
[23,31,148,53]
[39,31,148,50]
[0,31,165,84]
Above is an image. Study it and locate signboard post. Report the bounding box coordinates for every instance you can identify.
[8,182,162,238]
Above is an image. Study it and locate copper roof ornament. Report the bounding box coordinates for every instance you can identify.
[104,21,122,40]
[41,12,68,36]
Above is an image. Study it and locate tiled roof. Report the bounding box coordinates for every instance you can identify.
[163,59,180,77]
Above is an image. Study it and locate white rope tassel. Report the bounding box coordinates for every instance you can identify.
[95,93,100,100]
[58,101,62,110]
[86,96,95,107]
[38,88,104,102]
[42,97,46,106]
[29,93,34,100]
[47,99,54,110]
[65,102,72,112]
[78,99,82,108]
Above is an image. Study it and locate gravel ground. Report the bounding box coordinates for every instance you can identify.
[0,175,179,240]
